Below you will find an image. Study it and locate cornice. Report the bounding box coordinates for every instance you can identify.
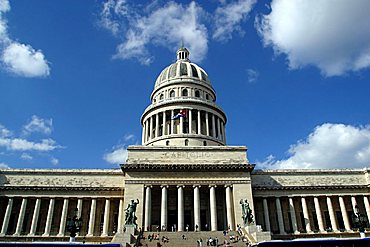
[126,179,250,185]
[252,168,370,175]
[121,163,254,172]
[252,185,369,191]
[0,168,123,176]
[0,186,123,192]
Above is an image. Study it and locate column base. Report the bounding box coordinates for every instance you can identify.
[42,233,50,237]
[293,231,300,234]
[56,233,64,237]
[0,233,5,237]
[86,233,94,237]
[12,233,20,237]
[27,233,35,237]
[101,233,108,237]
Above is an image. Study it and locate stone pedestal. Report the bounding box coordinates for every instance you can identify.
[111,225,137,247]
[244,225,271,243]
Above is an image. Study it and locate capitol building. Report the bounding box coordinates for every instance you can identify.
[0,48,369,245]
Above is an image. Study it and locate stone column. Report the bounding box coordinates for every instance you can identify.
[197,110,201,134]
[301,197,312,233]
[177,185,184,231]
[314,197,325,232]
[339,196,351,231]
[220,121,224,142]
[0,197,13,236]
[43,198,55,236]
[101,199,110,237]
[87,198,97,237]
[351,196,357,212]
[209,185,218,231]
[117,198,124,233]
[149,116,153,139]
[155,114,159,137]
[180,113,184,134]
[217,117,221,140]
[161,185,168,231]
[77,198,83,217]
[288,197,299,234]
[275,197,286,234]
[225,185,234,231]
[171,110,174,134]
[144,186,152,231]
[193,185,201,231]
[205,112,210,136]
[14,198,28,236]
[363,196,370,224]
[189,109,193,134]
[28,198,41,236]
[211,114,216,138]
[326,196,338,232]
[57,198,69,236]
[162,111,167,136]
[142,121,146,144]
[262,198,271,232]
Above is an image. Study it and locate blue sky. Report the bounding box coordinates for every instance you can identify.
[1,0,370,170]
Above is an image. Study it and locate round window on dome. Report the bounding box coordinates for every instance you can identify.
[195,90,200,98]
[170,90,175,98]
[160,94,164,100]
[182,89,188,97]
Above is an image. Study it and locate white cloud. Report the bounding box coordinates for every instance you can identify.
[20,153,33,160]
[258,123,370,169]
[247,68,259,83]
[256,0,370,76]
[22,115,53,135]
[213,0,256,41]
[0,0,50,77]
[124,133,135,142]
[0,137,60,152]
[0,162,10,169]
[50,157,59,165]
[101,1,208,64]
[0,124,12,137]
[103,146,128,164]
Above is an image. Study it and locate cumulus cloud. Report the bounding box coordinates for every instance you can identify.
[213,0,256,41]
[50,157,59,165]
[256,0,370,76]
[247,68,259,83]
[0,162,10,169]
[104,147,128,164]
[0,0,50,77]
[0,137,60,151]
[22,115,53,135]
[0,124,12,137]
[257,123,370,169]
[20,153,33,160]
[100,0,131,36]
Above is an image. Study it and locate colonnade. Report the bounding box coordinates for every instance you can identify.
[143,184,235,232]
[142,109,226,144]
[0,196,123,237]
[255,195,370,234]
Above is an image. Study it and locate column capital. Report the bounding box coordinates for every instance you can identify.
[161,184,169,188]
[145,184,153,188]
[193,184,201,188]
[177,184,185,188]
[209,184,217,188]
[224,184,233,188]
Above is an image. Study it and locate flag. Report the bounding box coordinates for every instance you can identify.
[172,109,188,119]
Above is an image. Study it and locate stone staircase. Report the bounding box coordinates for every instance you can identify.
[139,231,250,247]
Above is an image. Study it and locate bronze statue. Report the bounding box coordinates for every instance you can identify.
[124,199,139,225]
[240,199,254,226]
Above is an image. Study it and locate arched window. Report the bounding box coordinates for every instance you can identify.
[159,94,164,100]
[195,90,200,98]
[185,139,189,146]
[166,140,170,146]
[191,65,198,78]
[205,94,209,100]
[182,89,188,97]
[153,98,157,103]
[170,90,175,98]
[203,141,207,146]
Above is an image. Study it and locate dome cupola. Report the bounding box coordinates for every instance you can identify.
[141,48,227,147]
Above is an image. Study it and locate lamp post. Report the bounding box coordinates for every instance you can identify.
[66,208,82,242]
[352,205,368,238]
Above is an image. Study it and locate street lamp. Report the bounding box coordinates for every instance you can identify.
[66,208,82,242]
[352,205,368,238]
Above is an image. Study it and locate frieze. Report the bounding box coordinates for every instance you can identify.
[0,186,123,192]
[252,185,368,190]
[125,180,251,185]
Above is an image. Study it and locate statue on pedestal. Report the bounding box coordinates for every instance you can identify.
[125,199,139,226]
[240,199,254,226]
